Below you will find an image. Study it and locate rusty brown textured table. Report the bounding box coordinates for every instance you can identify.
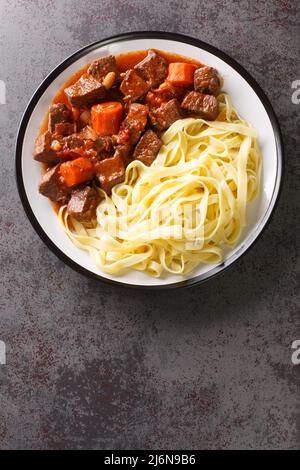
[0,0,299,450]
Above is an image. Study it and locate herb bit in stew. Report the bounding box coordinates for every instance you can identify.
[34,49,222,223]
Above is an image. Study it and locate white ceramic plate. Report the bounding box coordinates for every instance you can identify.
[16,32,283,289]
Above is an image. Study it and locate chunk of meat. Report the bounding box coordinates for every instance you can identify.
[63,134,85,149]
[33,131,59,164]
[48,103,75,135]
[115,126,131,145]
[134,50,167,88]
[87,55,120,82]
[120,69,150,102]
[67,186,100,222]
[33,130,92,164]
[64,74,106,107]
[181,91,219,120]
[95,136,113,154]
[194,66,221,95]
[121,103,148,144]
[57,134,88,160]
[149,98,182,131]
[95,154,125,194]
[39,164,69,203]
[56,129,113,161]
[54,122,77,136]
[146,82,186,110]
[114,144,131,164]
[78,126,113,154]
[133,130,162,166]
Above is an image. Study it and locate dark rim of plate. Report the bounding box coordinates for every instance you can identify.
[15,31,284,290]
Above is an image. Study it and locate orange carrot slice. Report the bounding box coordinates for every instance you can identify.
[166,62,198,87]
[59,157,94,187]
[91,101,123,136]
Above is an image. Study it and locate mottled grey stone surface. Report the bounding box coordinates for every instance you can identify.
[0,0,299,450]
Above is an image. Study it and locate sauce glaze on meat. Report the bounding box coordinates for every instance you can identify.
[34,49,222,222]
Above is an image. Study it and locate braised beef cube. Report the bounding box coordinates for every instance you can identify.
[79,126,113,154]
[115,125,131,145]
[194,66,221,95]
[146,83,186,110]
[63,136,90,159]
[39,164,69,203]
[53,134,87,161]
[87,55,120,82]
[95,154,125,194]
[53,122,76,136]
[64,74,106,107]
[149,99,182,131]
[94,136,113,155]
[120,70,150,101]
[57,129,113,161]
[114,143,131,163]
[123,103,148,144]
[181,91,219,120]
[134,50,167,87]
[67,186,99,222]
[48,103,72,133]
[133,130,162,166]
[33,131,59,164]
[63,134,85,149]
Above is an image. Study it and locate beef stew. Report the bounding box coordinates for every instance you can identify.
[34,49,222,222]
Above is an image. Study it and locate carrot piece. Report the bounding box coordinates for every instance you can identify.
[59,157,95,188]
[166,62,198,87]
[91,101,123,136]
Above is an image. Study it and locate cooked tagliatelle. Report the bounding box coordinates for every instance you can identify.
[59,94,261,277]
